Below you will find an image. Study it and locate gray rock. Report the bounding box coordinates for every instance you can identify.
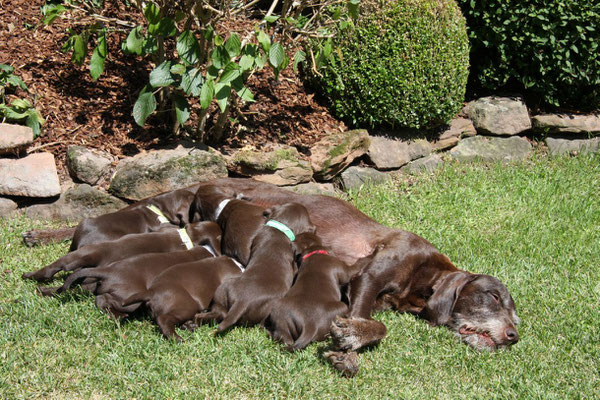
[285,182,339,196]
[340,166,391,191]
[21,184,127,222]
[368,136,432,170]
[545,137,600,156]
[400,154,443,174]
[310,129,371,180]
[432,118,477,151]
[450,136,532,162]
[0,152,61,197]
[228,146,312,186]
[0,123,34,155]
[109,147,228,201]
[465,96,532,136]
[532,114,600,135]
[66,145,114,185]
[0,197,18,217]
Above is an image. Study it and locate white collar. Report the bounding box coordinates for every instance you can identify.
[214,199,232,220]
[201,244,217,257]
[231,258,245,272]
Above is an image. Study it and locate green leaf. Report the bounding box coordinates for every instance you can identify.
[153,17,177,37]
[177,30,202,65]
[257,30,271,53]
[219,62,241,84]
[42,4,65,25]
[72,34,87,65]
[149,61,175,87]
[231,76,254,103]
[90,32,107,81]
[293,50,306,73]
[206,65,220,81]
[239,54,254,71]
[25,108,44,137]
[225,33,242,58]
[6,75,28,91]
[269,42,285,68]
[263,15,279,24]
[211,46,230,69]
[214,82,231,113]
[133,88,157,126]
[10,98,32,110]
[255,53,267,69]
[172,93,190,124]
[170,63,186,75]
[347,0,360,20]
[0,64,14,73]
[200,80,214,109]
[124,26,144,55]
[144,2,161,25]
[180,67,203,96]
[142,36,158,54]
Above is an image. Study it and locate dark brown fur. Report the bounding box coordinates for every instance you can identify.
[265,232,362,351]
[22,221,221,282]
[195,203,316,333]
[121,256,243,341]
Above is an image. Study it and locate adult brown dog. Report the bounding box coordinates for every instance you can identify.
[42,243,219,318]
[194,179,520,371]
[265,232,362,351]
[22,221,221,282]
[195,202,316,333]
[121,256,243,341]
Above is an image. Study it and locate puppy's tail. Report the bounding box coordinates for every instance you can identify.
[59,267,105,293]
[121,291,151,308]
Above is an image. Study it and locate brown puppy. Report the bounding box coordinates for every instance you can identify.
[195,203,316,333]
[121,256,243,341]
[22,221,221,282]
[266,232,362,351]
[69,186,200,251]
[41,244,219,317]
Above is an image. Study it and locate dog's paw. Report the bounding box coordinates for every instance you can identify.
[324,350,359,378]
[330,316,387,351]
[180,320,198,331]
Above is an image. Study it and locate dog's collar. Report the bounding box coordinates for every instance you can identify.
[178,228,194,250]
[265,220,295,241]
[214,199,231,220]
[231,258,245,272]
[302,249,329,262]
[146,204,170,224]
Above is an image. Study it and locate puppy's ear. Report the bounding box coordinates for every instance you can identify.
[424,271,477,326]
[263,208,272,219]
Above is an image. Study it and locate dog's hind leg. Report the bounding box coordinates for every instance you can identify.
[156,314,184,342]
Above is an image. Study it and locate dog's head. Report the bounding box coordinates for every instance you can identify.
[191,184,239,221]
[424,271,520,351]
[264,202,317,237]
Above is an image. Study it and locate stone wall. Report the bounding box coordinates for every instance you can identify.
[1,96,598,220]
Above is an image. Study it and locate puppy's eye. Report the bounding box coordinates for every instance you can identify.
[489,292,500,303]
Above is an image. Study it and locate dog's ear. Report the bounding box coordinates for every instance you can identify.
[424,271,476,326]
[263,208,272,219]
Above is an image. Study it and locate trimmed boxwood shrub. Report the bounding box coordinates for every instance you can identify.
[458,0,600,110]
[304,0,469,130]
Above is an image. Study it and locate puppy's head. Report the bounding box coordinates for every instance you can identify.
[264,202,316,236]
[191,184,238,221]
[424,271,520,351]
[291,232,322,266]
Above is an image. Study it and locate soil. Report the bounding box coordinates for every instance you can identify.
[0,0,346,179]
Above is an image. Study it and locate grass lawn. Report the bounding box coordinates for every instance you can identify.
[1,154,598,399]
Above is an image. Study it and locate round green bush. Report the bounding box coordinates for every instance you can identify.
[458,0,600,110]
[304,0,470,130]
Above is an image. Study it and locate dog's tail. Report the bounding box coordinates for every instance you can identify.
[215,302,247,334]
[58,267,106,293]
[121,291,151,308]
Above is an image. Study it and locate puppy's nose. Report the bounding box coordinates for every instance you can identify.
[504,327,519,344]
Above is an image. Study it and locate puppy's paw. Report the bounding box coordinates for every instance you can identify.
[324,350,359,378]
[180,320,198,331]
[36,286,58,297]
[330,316,387,351]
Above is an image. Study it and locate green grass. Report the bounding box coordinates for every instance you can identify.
[1,155,599,399]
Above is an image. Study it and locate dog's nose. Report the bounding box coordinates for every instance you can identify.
[504,327,519,344]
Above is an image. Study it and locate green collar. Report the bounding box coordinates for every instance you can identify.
[265,220,295,241]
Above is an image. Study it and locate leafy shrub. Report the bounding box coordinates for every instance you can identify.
[457,0,600,110]
[0,64,44,136]
[304,0,470,130]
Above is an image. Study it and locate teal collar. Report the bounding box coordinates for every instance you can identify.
[265,220,295,241]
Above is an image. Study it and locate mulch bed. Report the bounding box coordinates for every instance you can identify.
[0,0,346,178]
